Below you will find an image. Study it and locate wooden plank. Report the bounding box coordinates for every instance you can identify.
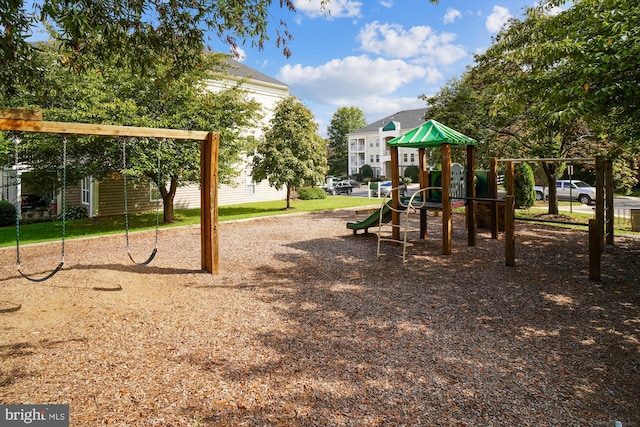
[419,148,428,239]
[390,145,400,241]
[200,132,219,274]
[0,109,42,121]
[497,157,595,163]
[505,161,514,196]
[589,218,601,281]
[441,144,452,255]
[595,156,605,251]
[489,158,498,239]
[605,158,614,245]
[505,195,515,266]
[0,119,209,141]
[466,144,476,246]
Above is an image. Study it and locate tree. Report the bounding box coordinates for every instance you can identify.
[4,48,261,222]
[327,106,367,176]
[360,164,373,180]
[479,0,639,197]
[512,163,536,209]
[404,166,419,183]
[1,0,329,94]
[252,96,327,209]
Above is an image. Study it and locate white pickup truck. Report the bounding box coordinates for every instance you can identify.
[534,180,597,205]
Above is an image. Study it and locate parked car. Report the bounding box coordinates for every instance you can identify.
[322,181,353,195]
[372,181,406,197]
[333,181,353,194]
[534,180,597,204]
[342,179,361,188]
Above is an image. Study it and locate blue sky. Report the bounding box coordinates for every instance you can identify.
[205,0,540,137]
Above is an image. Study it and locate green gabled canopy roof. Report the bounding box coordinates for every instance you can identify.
[387,119,477,147]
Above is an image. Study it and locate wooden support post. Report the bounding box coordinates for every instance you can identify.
[595,156,605,251]
[488,158,499,239]
[505,195,515,266]
[505,161,514,196]
[200,132,219,274]
[589,218,601,281]
[441,144,452,255]
[605,158,614,245]
[390,145,400,241]
[419,148,428,239]
[466,144,476,246]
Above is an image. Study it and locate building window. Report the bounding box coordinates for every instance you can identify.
[403,153,408,163]
[246,170,256,195]
[150,180,163,202]
[375,154,379,163]
[410,153,415,163]
[81,176,91,205]
[370,155,374,163]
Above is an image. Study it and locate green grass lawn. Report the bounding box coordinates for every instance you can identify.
[0,196,380,248]
[3,195,636,248]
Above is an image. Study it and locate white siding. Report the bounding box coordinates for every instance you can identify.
[204,71,290,205]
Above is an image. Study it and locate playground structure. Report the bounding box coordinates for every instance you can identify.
[357,118,613,281]
[383,119,479,255]
[496,156,614,281]
[0,108,220,275]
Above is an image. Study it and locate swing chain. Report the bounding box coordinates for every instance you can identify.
[14,135,66,282]
[122,138,161,266]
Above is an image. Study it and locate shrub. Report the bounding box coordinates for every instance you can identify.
[360,164,373,179]
[59,205,88,220]
[0,200,16,226]
[404,165,419,183]
[297,187,327,200]
[513,163,536,209]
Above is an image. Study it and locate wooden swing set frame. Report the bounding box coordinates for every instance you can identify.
[0,108,220,274]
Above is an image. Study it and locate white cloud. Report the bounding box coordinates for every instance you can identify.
[357,21,466,65]
[380,0,393,7]
[294,0,363,19]
[231,46,246,61]
[443,8,462,24]
[486,6,512,33]
[277,55,425,104]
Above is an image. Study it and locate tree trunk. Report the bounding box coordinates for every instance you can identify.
[541,162,562,215]
[147,171,177,223]
[286,185,291,209]
[163,191,175,223]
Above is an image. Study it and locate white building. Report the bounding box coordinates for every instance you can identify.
[175,58,290,208]
[347,108,428,179]
[3,58,291,218]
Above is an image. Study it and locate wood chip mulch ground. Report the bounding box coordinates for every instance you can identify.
[1,208,639,426]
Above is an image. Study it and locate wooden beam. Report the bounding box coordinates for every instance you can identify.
[488,158,498,239]
[496,157,595,163]
[441,144,452,255]
[505,161,514,196]
[505,195,515,266]
[418,148,428,239]
[595,156,605,251]
[200,132,220,274]
[466,144,476,246]
[0,119,209,141]
[605,158,614,245]
[390,145,400,241]
[589,218,601,281]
